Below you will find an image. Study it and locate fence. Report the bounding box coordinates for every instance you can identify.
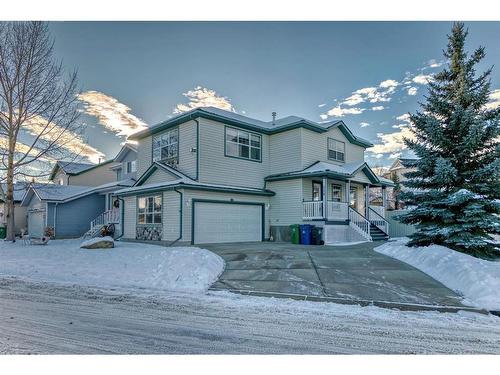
[385,210,416,238]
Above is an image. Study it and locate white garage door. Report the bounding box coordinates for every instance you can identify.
[193,202,262,244]
[28,209,45,237]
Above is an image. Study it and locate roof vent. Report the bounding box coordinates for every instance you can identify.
[272,112,277,125]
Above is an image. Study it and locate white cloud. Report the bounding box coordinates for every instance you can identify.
[412,74,434,85]
[407,87,418,96]
[343,93,365,106]
[372,106,385,111]
[22,115,105,164]
[427,59,443,69]
[485,89,500,110]
[326,106,366,117]
[389,152,402,159]
[78,91,148,137]
[379,79,399,88]
[360,122,370,128]
[174,86,234,114]
[396,113,411,123]
[318,103,326,108]
[369,127,415,155]
[319,114,328,120]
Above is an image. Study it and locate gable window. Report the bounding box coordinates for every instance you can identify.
[126,160,137,174]
[330,184,343,202]
[153,128,179,165]
[328,138,345,162]
[225,127,261,162]
[137,195,162,225]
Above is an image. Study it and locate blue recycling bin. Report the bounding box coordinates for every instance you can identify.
[299,224,313,245]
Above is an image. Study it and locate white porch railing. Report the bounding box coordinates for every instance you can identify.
[348,207,372,241]
[368,207,389,235]
[303,201,350,221]
[369,205,385,218]
[90,209,120,234]
[327,201,348,220]
[302,201,323,220]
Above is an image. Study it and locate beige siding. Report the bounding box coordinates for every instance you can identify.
[198,118,269,189]
[300,127,365,168]
[351,170,371,184]
[143,168,179,184]
[268,179,303,226]
[137,135,152,178]
[69,163,118,186]
[181,189,270,242]
[268,128,302,174]
[123,196,136,239]
[178,120,197,179]
[53,171,69,185]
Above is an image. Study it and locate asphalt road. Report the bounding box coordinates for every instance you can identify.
[1,278,499,354]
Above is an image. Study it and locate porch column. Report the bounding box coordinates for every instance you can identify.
[364,184,370,218]
[345,180,350,204]
[322,176,328,220]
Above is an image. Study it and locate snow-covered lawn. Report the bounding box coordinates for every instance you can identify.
[374,238,500,311]
[0,239,224,294]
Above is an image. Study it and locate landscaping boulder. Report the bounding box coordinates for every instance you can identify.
[80,236,114,249]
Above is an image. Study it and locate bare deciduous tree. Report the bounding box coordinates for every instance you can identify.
[0,21,83,241]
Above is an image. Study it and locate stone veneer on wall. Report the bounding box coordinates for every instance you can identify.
[136,226,163,241]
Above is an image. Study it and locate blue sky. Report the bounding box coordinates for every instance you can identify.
[49,22,500,168]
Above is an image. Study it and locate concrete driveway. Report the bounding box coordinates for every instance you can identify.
[203,242,466,309]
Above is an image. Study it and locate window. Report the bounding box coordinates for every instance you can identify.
[126,160,137,174]
[225,127,261,161]
[59,178,64,185]
[328,138,345,162]
[312,181,322,201]
[330,184,343,202]
[153,128,179,165]
[137,195,162,225]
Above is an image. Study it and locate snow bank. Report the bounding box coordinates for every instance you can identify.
[0,239,224,294]
[374,238,500,310]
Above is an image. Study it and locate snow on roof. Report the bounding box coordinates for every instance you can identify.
[93,178,136,191]
[30,183,95,201]
[56,161,95,174]
[0,183,29,202]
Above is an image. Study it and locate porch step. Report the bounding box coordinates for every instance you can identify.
[369,224,389,241]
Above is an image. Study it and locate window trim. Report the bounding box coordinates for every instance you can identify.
[152,127,179,164]
[136,194,163,226]
[327,137,346,163]
[330,183,343,202]
[224,126,263,163]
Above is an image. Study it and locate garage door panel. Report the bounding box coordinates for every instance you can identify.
[194,202,262,244]
[28,210,45,237]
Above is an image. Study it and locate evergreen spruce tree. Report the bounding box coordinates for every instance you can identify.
[397,22,500,259]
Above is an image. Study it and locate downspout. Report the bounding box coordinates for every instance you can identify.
[114,196,125,240]
[53,203,58,239]
[169,188,183,246]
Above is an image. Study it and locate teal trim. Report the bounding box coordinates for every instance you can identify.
[129,108,373,148]
[224,125,263,163]
[117,182,275,198]
[135,193,164,227]
[190,199,265,245]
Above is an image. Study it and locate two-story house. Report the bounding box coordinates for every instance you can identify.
[383,157,418,183]
[21,145,138,239]
[115,107,394,245]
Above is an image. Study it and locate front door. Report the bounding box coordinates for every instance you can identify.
[349,186,358,209]
[312,181,323,201]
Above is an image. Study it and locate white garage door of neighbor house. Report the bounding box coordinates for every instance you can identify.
[28,210,45,237]
[194,202,262,244]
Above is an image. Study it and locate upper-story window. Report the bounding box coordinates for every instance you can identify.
[153,128,179,165]
[126,160,137,174]
[225,127,261,162]
[328,138,345,162]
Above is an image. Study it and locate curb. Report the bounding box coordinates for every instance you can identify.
[209,287,491,315]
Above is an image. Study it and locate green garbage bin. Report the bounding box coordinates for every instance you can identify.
[289,224,300,244]
[0,225,6,239]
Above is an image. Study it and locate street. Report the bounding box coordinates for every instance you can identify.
[0,278,499,354]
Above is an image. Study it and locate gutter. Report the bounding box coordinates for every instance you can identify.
[168,188,183,246]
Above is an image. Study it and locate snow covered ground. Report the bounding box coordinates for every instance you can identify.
[0,239,224,294]
[0,278,498,354]
[374,238,500,311]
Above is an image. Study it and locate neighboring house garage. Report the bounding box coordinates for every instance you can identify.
[192,200,264,244]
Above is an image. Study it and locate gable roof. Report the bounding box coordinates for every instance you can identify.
[388,157,419,171]
[128,106,373,148]
[265,160,395,187]
[0,183,29,203]
[49,159,116,181]
[135,161,192,186]
[113,143,138,163]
